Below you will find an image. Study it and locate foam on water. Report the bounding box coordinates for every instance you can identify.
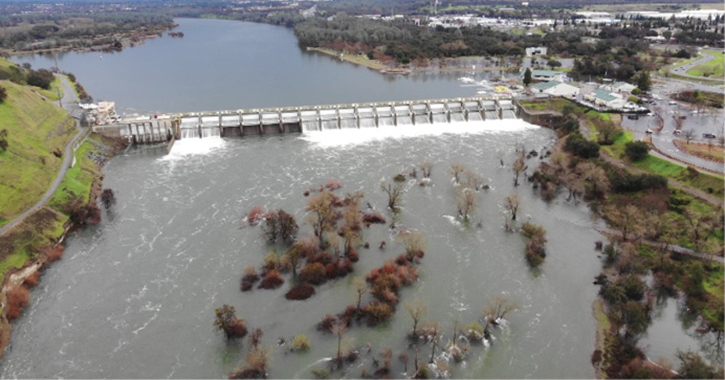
[163,136,226,160]
[300,119,539,148]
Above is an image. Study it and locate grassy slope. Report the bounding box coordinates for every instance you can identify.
[49,140,100,210]
[0,76,75,224]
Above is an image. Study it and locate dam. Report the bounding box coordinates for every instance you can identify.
[92,97,518,143]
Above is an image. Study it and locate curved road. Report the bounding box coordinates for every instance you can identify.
[669,51,723,82]
[0,75,86,237]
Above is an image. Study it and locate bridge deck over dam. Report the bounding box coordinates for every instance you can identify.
[93,96,518,143]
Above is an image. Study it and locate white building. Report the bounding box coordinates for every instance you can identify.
[530,69,565,82]
[609,82,637,94]
[525,47,548,56]
[531,81,580,98]
[585,88,626,109]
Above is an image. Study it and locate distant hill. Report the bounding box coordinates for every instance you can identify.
[0,58,74,225]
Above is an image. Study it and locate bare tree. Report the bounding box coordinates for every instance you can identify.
[305,191,337,241]
[398,353,409,374]
[482,296,520,326]
[672,115,684,132]
[353,277,368,311]
[331,319,347,364]
[381,181,404,211]
[455,187,477,222]
[462,169,485,190]
[682,128,695,144]
[404,300,428,337]
[395,229,426,258]
[450,163,465,183]
[420,161,433,178]
[605,204,647,242]
[512,149,527,187]
[683,209,720,251]
[504,192,521,221]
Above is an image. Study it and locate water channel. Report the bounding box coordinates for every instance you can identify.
[3,18,719,378]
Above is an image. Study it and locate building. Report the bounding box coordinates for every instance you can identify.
[530,69,564,82]
[585,88,626,109]
[609,82,637,94]
[531,81,580,98]
[525,47,548,56]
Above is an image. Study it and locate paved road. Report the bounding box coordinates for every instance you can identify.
[0,75,85,237]
[669,51,724,82]
[620,79,724,174]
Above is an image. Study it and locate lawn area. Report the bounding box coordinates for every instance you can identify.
[601,131,633,158]
[0,79,75,225]
[686,52,725,79]
[49,140,101,211]
[632,154,724,198]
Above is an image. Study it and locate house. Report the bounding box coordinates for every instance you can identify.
[530,69,564,82]
[531,81,580,98]
[609,82,637,94]
[525,47,548,56]
[585,88,626,109]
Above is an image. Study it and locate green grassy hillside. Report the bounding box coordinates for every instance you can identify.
[0,60,75,225]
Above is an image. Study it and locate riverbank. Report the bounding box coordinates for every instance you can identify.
[0,134,125,358]
[307,47,519,75]
[519,97,724,376]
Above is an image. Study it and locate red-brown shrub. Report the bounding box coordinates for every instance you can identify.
[317,314,337,332]
[299,263,327,285]
[258,270,284,289]
[363,300,393,326]
[325,179,343,191]
[339,305,357,323]
[341,259,354,274]
[326,263,338,279]
[307,252,333,265]
[348,248,359,262]
[362,212,386,225]
[285,283,316,300]
[365,267,380,283]
[395,254,408,266]
[45,245,64,262]
[228,319,248,338]
[6,286,30,320]
[247,206,265,225]
[23,270,40,288]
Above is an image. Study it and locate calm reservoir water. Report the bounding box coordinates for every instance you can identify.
[3,18,719,378]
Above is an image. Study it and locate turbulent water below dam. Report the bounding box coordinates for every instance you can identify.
[1,120,609,378]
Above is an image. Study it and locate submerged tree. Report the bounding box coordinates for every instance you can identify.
[100,188,117,210]
[420,161,433,178]
[395,229,426,259]
[482,296,520,331]
[331,319,348,364]
[306,190,338,242]
[455,187,477,222]
[214,304,248,339]
[354,277,368,311]
[404,299,428,338]
[503,192,520,221]
[512,149,527,187]
[381,180,404,211]
[450,163,465,183]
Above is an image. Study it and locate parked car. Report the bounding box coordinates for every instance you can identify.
[627,114,639,120]
[703,133,716,139]
[645,129,653,134]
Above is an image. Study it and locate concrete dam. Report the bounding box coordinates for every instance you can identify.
[93,97,518,143]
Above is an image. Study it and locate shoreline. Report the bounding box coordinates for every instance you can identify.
[0,135,125,359]
[307,47,520,75]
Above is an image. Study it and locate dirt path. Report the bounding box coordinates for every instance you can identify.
[0,75,86,237]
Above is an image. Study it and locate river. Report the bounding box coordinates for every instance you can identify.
[2,18,717,378]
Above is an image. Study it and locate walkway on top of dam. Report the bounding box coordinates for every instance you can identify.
[93,96,520,142]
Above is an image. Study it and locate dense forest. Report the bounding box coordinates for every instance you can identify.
[0,12,175,52]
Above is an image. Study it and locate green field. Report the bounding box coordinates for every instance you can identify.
[632,154,724,197]
[686,52,725,79]
[601,131,633,158]
[0,78,75,225]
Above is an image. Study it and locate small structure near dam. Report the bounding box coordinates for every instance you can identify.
[92,96,518,144]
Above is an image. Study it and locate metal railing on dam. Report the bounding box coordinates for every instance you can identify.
[92,96,518,143]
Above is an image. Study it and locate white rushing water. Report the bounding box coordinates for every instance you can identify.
[300,119,539,148]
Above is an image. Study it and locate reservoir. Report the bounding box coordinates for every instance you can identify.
[3,18,719,378]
